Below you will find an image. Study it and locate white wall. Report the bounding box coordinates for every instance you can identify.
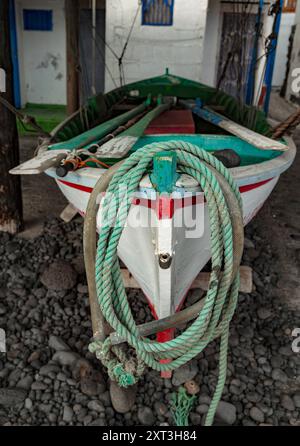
[285,0,300,100]
[105,0,209,92]
[15,0,67,105]
[273,12,295,87]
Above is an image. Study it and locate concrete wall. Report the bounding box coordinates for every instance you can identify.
[15,0,67,106]
[105,0,209,92]
[273,12,295,87]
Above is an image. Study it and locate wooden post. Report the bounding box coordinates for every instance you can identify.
[66,0,80,115]
[0,0,23,234]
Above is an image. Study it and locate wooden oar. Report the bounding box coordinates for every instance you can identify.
[180,99,288,152]
[94,99,173,159]
[10,149,70,175]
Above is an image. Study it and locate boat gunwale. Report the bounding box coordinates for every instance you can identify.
[46,135,296,190]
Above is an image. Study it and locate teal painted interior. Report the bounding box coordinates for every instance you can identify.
[131,134,282,166]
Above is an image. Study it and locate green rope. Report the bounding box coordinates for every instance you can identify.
[171,387,197,427]
[89,140,243,426]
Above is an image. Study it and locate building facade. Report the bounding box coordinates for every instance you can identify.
[10,0,297,108]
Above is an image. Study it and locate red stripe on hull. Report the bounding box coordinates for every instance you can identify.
[57,177,273,220]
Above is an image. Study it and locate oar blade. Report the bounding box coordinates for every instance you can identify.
[10,149,69,175]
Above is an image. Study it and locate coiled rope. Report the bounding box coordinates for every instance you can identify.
[87,140,244,426]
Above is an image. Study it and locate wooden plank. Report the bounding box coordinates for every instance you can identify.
[181,100,288,152]
[60,204,78,223]
[122,266,253,294]
[0,0,23,234]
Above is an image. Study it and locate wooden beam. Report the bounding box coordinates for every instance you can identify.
[121,266,253,294]
[0,0,23,234]
[66,0,80,115]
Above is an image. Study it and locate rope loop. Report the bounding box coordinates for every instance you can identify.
[88,141,244,425]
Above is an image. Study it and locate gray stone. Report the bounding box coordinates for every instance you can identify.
[172,360,198,386]
[0,304,6,316]
[63,405,74,423]
[31,382,47,391]
[246,392,262,404]
[257,307,272,320]
[249,407,265,423]
[40,260,77,291]
[0,388,27,407]
[137,406,155,426]
[81,376,105,397]
[87,400,105,413]
[196,404,209,415]
[281,394,295,411]
[24,398,33,410]
[39,363,61,376]
[190,412,201,425]
[17,376,33,390]
[49,336,70,352]
[154,401,168,416]
[88,418,107,426]
[272,368,288,383]
[271,355,284,368]
[52,351,80,367]
[293,393,300,409]
[215,401,237,425]
[244,238,255,249]
[110,381,136,414]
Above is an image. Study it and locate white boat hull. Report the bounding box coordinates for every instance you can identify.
[50,169,278,320]
[44,135,296,333]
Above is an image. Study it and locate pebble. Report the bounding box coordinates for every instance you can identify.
[0,388,27,407]
[52,351,80,367]
[172,361,198,386]
[137,406,155,426]
[272,369,288,383]
[87,400,105,413]
[280,394,295,411]
[63,406,74,423]
[39,363,61,376]
[293,393,300,409]
[40,260,77,291]
[25,398,33,410]
[249,407,265,424]
[110,381,136,414]
[257,307,272,320]
[49,336,71,352]
[31,382,47,391]
[17,376,34,390]
[215,401,237,425]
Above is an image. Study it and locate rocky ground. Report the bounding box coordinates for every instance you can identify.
[0,109,299,426]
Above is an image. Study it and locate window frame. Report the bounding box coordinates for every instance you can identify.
[141,0,175,27]
[23,9,53,32]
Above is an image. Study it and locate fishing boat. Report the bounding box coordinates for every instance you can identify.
[11,72,296,349]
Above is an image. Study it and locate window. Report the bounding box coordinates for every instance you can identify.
[142,0,174,26]
[282,0,297,12]
[23,9,53,31]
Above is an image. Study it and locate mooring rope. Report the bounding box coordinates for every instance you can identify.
[87,140,244,426]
